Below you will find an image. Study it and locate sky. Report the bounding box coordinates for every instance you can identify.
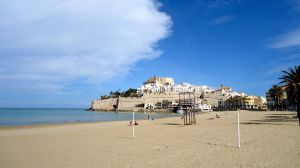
[0,0,300,108]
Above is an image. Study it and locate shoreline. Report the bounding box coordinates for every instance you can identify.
[90,108,174,113]
[0,112,180,129]
[0,108,181,128]
[1,110,294,129]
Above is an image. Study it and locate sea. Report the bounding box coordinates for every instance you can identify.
[0,108,179,126]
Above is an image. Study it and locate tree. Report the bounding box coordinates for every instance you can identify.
[123,88,137,97]
[225,97,234,109]
[267,85,284,110]
[279,65,300,125]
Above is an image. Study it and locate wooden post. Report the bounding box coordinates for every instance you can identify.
[133,112,135,139]
[237,113,240,148]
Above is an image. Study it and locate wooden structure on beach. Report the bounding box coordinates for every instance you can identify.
[179,92,196,125]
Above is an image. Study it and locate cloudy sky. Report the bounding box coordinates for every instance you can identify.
[1,0,300,107]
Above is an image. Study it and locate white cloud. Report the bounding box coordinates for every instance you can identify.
[0,0,171,92]
[269,28,300,48]
[268,1,300,49]
[263,54,300,75]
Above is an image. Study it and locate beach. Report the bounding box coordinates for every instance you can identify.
[0,110,299,168]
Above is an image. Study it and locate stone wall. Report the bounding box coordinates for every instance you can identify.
[92,98,117,111]
[117,97,144,111]
[203,93,227,107]
[143,93,178,103]
[91,92,206,111]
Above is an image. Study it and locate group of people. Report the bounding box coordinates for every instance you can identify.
[129,120,138,126]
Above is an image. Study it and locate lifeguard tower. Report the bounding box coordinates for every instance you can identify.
[179,92,196,125]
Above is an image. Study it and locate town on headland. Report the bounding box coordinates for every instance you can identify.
[91,76,267,112]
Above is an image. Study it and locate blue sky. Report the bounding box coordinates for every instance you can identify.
[1,0,300,108]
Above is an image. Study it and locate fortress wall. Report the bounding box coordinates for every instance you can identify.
[92,98,117,110]
[118,97,144,110]
[143,93,178,103]
[92,92,208,111]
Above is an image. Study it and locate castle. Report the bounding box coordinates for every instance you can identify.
[91,76,266,111]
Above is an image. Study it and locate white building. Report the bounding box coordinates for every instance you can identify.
[137,83,162,94]
[172,83,192,92]
[229,91,247,97]
[260,96,267,104]
[211,86,231,96]
[139,77,249,99]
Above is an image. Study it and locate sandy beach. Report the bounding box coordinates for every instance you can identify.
[0,110,299,168]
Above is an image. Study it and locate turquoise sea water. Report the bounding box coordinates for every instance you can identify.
[0,108,178,126]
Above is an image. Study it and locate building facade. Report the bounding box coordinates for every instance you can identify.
[137,76,212,95]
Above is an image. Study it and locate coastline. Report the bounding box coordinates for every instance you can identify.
[0,110,294,129]
[0,108,179,127]
[0,111,180,129]
[90,108,174,113]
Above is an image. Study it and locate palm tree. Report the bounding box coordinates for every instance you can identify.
[279,65,300,125]
[267,85,284,110]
